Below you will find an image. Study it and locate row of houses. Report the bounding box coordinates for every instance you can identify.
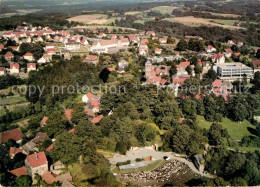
[0,63,36,75]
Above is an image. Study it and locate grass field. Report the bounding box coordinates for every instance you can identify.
[150,6,179,14]
[125,11,142,15]
[73,25,136,31]
[197,11,241,18]
[68,14,108,24]
[197,115,256,141]
[164,17,243,30]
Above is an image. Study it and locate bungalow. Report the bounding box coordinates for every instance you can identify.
[212,53,225,64]
[27,63,37,72]
[26,37,32,43]
[155,48,162,55]
[139,48,148,56]
[25,152,48,182]
[38,54,52,64]
[83,55,99,66]
[0,67,6,75]
[82,92,100,104]
[42,171,58,184]
[65,41,80,51]
[159,37,167,44]
[0,128,24,144]
[10,64,20,74]
[23,52,34,61]
[5,51,14,61]
[205,45,216,53]
[45,43,56,50]
[36,36,44,42]
[252,60,260,73]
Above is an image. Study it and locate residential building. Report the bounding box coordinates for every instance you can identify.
[27,63,37,72]
[0,128,24,144]
[9,147,23,159]
[118,59,129,73]
[252,60,260,73]
[212,53,225,64]
[224,48,233,58]
[25,152,48,181]
[0,67,6,75]
[5,51,14,61]
[215,62,253,82]
[205,45,216,53]
[38,54,52,64]
[23,53,34,61]
[83,55,99,65]
[159,37,167,44]
[155,48,162,55]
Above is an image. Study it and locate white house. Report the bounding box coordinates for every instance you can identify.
[38,54,52,64]
[10,64,20,74]
[27,63,37,72]
[205,45,216,53]
[0,67,6,75]
[23,53,34,61]
[212,53,225,64]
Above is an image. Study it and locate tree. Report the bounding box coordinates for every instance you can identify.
[188,39,204,52]
[208,123,229,146]
[176,39,188,51]
[194,65,203,75]
[16,175,32,187]
[204,69,217,81]
[43,111,69,137]
[256,49,260,58]
[71,103,87,125]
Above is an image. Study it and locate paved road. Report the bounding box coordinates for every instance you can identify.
[108,147,214,178]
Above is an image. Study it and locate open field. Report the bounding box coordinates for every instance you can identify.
[73,25,136,31]
[164,17,243,30]
[125,11,142,15]
[150,6,179,14]
[197,115,256,141]
[68,14,108,24]
[197,11,241,18]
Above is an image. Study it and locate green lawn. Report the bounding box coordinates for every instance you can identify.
[150,6,178,14]
[197,115,256,141]
[209,19,237,26]
[0,96,27,105]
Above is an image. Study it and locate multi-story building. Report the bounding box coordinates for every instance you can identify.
[215,62,253,82]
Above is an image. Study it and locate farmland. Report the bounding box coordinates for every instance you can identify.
[164,17,243,30]
[125,11,142,15]
[67,14,108,24]
[150,6,179,15]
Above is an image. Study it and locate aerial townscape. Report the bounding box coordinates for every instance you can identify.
[0,0,260,186]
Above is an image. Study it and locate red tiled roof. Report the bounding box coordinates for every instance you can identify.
[233,52,241,57]
[91,101,100,107]
[212,79,222,87]
[177,61,190,68]
[252,60,260,69]
[27,152,47,168]
[27,63,36,68]
[5,51,14,57]
[178,118,185,124]
[86,93,94,99]
[0,43,4,49]
[69,128,76,133]
[212,53,224,59]
[108,67,115,71]
[46,144,54,152]
[224,48,232,53]
[0,67,5,71]
[1,128,24,143]
[91,115,104,124]
[40,116,49,127]
[9,166,27,177]
[10,64,19,69]
[65,109,73,122]
[42,171,57,184]
[84,55,98,62]
[9,147,23,157]
[24,52,33,57]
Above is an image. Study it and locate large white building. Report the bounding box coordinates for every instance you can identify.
[90,39,129,54]
[215,62,253,82]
